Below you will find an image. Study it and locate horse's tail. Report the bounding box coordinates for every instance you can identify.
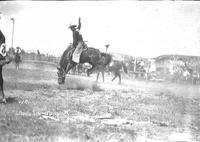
[122,62,128,74]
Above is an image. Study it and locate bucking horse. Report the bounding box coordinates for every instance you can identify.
[57,44,102,84]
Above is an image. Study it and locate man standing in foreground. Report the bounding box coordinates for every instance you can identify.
[0,30,12,103]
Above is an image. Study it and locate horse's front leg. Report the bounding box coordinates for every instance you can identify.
[65,62,77,74]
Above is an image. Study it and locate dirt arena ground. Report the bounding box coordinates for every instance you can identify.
[0,60,200,142]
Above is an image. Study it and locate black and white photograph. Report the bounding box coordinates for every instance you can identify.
[0,1,200,142]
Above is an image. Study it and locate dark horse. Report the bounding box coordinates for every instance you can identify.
[57,45,102,84]
[96,52,112,82]
[0,30,11,103]
[109,60,128,84]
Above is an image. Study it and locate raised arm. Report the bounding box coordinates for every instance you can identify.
[77,17,81,30]
[0,30,5,43]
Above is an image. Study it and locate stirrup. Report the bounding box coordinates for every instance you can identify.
[83,46,88,51]
[83,43,88,51]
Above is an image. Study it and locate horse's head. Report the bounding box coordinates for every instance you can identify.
[57,66,66,84]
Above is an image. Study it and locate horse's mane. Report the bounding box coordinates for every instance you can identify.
[59,45,72,67]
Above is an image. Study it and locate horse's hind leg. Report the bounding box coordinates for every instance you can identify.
[102,71,104,82]
[112,73,117,82]
[118,73,121,84]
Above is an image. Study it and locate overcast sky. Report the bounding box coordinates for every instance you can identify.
[0,1,200,58]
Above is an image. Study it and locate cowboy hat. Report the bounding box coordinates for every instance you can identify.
[69,24,77,29]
